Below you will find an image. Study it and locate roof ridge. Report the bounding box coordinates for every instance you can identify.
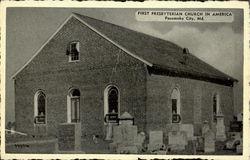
[73,12,183,50]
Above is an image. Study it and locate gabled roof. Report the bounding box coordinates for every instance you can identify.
[74,13,237,86]
[12,13,237,86]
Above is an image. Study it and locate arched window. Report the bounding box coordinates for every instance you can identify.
[104,85,119,123]
[67,89,80,123]
[171,88,181,123]
[213,93,220,122]
[34,90,46,124]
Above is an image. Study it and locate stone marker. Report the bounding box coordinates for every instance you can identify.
[204,129,215,153]
[119,112,134,125]
[202,121,210,136]
[196,136,204,152]
[148,130,164,151]
[135,132,146,150]
[166,124,180,133]
[215,114,226,141]
[168,131,188,151]
[180,124,194,140]
[58,123,81,152]
[105,123,113,140]
[236,138,243,154]
[237,112,243,122]
[112,112,139,153]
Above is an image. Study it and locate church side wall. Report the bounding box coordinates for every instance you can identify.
[14,17,147,138]
[146,74,234,136]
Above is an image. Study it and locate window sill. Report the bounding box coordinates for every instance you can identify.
[69,60,80,63]
[34,123,47,126]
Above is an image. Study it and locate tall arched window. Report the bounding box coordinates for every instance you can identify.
[171,88,181,123]
[104,85,119,123]
[34,90,46,124]
[213,93,220,122]
[67,89,80,123]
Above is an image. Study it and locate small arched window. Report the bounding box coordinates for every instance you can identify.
[171,88,181,123]
[67,41,80,62]
[104,85,119,123]
[34,90,46,124]
[67,89,80,123]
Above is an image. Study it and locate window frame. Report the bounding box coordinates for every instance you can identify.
[34,90,47,125]
[104,85,120,124]
[212,93,220,123]
[68,41,80,62]
[171,87,181,123]
[67,88,81,123]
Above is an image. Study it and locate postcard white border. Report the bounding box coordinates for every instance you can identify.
[1,1,249,159]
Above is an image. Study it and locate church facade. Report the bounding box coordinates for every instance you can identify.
[12,13,237,138]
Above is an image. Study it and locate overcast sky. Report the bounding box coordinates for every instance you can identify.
[5,7,243,123]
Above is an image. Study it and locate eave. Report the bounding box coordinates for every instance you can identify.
[147,65,237,87]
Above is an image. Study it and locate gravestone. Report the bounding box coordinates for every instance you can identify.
[180,124,194,140]
[168,131,188,151]
[204,129,215,153]
[225,132,241,150]
[58,123,81,151]
[148,131,165,151]
[196,136,204,152]
[202,121,210,136]
[237,112,243,122]
[215,114,226,141]
[236,138,243,154]
[112,112,138,153]
[135,132,146,150]
[105,123,113,140]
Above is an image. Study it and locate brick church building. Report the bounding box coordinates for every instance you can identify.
[12,13,237,138]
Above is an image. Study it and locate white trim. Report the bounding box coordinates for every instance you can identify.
[68,41,80,62]
[34,90,47,125]
[72,14,152,67]
[67,88,81,123]
[171,87,181,124]
[171,87,181,115]
[11,13,153,79]
[11,14,75,79]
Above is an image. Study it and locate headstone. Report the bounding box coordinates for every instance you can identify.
[105,123,113,140]
[119,112,134,125]
[168,131,188,151]
[215,114,226,141]
[202,121,210,136]
[225,132,242,150]
[135,132,146,149]
[180,124,194,140]
[112,112,139,153]
[236,138,243,154]
[58,123,81,151]
[204,130,215,153]
[148,131,164,151]
[237,112,243,122]
[196,136,204,152]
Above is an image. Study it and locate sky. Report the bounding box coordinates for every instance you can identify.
[5,7,243,123]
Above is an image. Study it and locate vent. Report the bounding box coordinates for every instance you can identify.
[180,48,189,65]
[183,48,189,55]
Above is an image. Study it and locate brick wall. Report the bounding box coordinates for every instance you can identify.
[146,74,234,135]
[15,17,147,137]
